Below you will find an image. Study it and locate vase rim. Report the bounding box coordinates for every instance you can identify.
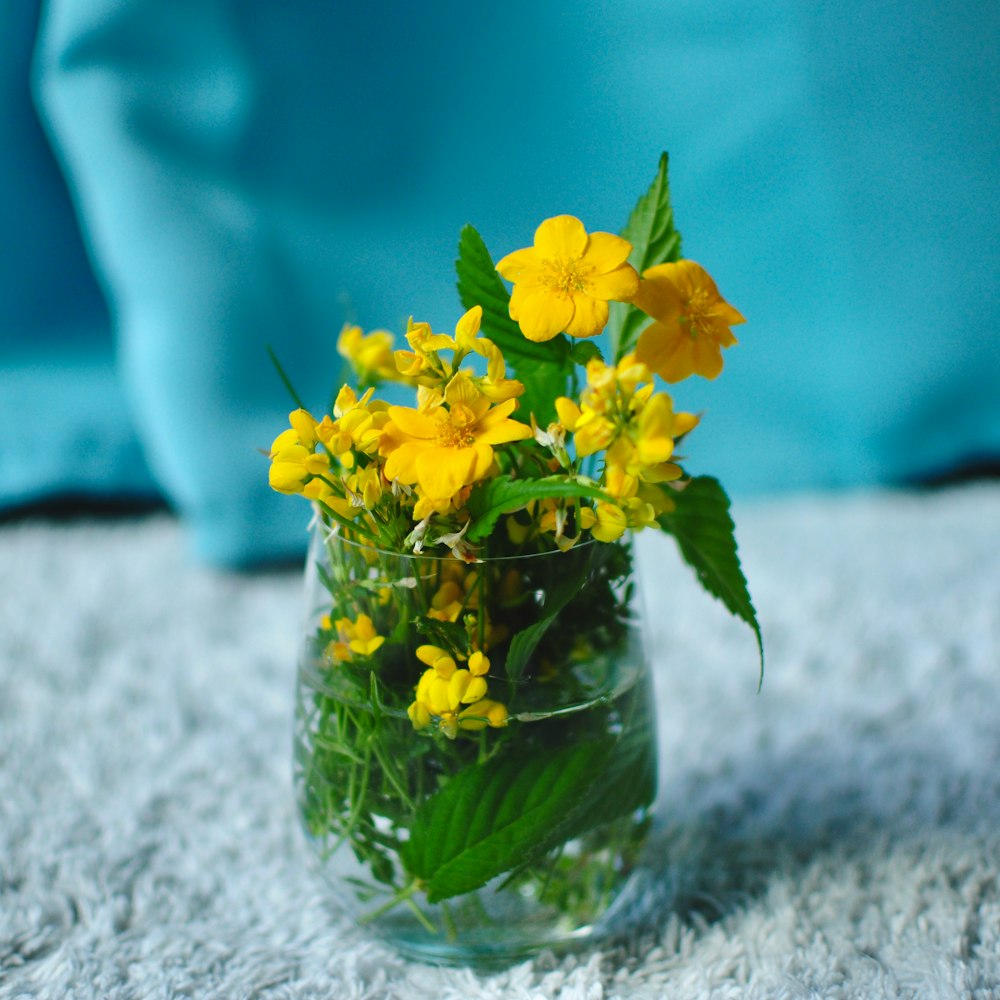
[316,521,606,565]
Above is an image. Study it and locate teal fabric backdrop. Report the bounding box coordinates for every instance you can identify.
[5,1,998,564]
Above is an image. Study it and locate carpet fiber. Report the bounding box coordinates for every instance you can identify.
[2,486,999,999]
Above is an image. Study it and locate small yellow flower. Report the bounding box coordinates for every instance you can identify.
[327,613,385,662]
[337,324,398,384]
[496,215,639,342]
[458,700,509,731]
[347,614,384,656]
[268,410,330,495]
[571,408,616,458]
[408,642,504,738]
[580,501,628,543]
[470,337,525,403]
[405,317,456,357]
[634,260,745,382]
[427,581,465,622]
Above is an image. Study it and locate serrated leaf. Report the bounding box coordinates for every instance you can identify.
[658,476,764,687]
[498,725,656,889]
[609,153,683,360]
[403,734,650,902]
[465,475,609,543]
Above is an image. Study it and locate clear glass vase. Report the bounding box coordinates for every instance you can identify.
[292,522,658,966]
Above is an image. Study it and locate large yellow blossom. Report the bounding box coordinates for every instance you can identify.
[634,260,745,382]
[380,374,532,502]
[496,215,639,342]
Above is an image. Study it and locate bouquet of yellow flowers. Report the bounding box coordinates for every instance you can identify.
[269,154,761,964]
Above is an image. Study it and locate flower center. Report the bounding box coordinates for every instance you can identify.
[680,290,714,339]
[436,411,478,449]
[542,256,586,296]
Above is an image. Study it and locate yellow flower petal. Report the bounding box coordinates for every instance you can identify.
[458,699,509,729]
[590,502,628,542]
[468,651,490,676]
[415,447,478,500]
[386,405,437,441]
[554,397,582,430]
[268,462,308,493]
[563,294,609,339]
[288,409,318,447]
[582,230,633,272]
[383,440,432,485]
[495,246,542,282]
[408,701,431,729]
[455,305,483,349]
[585,263,640,303]
[533,214,588,259]
[515,288,575,342]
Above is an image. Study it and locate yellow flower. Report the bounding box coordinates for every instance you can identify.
[416,644,457,678]
[634,260,745,382]
[337,324,398,384]
[427,581,465,622]
[458,700,509,731]
[314,388,388,467]
[268,410,330,494]
[405,317,456,357]
[579,501,628,543]
[381,374,532,502]
[407,641,504,737]
[467,650,490,676]
[496,215,639,342]
[328,614,385,661]
[470,337,525,403]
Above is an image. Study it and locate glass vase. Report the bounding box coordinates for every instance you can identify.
[292,522,658,966]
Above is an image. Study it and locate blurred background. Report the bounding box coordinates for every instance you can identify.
[3,0,998,566]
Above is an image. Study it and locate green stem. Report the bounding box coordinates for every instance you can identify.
[440,900,459,942]
[406,897,439,937]
[369,739,416,812]
[359,880,425,927]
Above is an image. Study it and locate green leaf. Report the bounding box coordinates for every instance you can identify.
[658,476,764,687]
[608,153,683,361]
[465,475,609,543]
[515,358,571,427]
[402,734,651,902]
[265,344,306,410]
[503,569,584,681]
[569,340,604,366]
[498,725,656,888]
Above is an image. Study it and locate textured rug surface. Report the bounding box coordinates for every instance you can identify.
[1,486,998,999]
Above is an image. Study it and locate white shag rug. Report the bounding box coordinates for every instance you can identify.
[1,486,999,1000]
